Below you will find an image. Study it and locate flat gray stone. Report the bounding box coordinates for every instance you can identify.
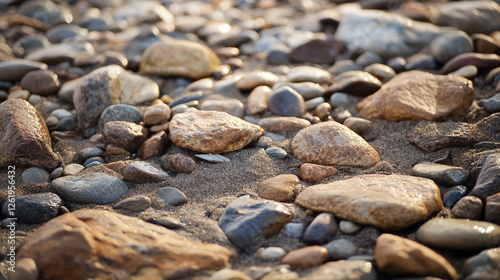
[123,161,169,183]
[157,187,188,206]
[412,162,468,186]
[2,193,61,224]
[21,167,50,184]
[113,195,152,212]
[0,59,48,82]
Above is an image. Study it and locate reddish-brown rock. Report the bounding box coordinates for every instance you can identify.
[257,174,299,202]
[326,71,382,97]
[280,246,329,268]
[103,121,149,152]
[139,131,168,160]
[20,69,60,96]
[167,154,197,174]
[300,163,338,183]
[441,53,500,74]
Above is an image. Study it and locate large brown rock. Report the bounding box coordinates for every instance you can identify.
[291,121,380,167]
[295,174,442,231]
[0,99,58,170]
[17,209,231,280]
[169,110,264,154]
[375,234,458,280]
[357,70,474,121]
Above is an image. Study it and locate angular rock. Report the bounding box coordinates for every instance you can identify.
[218,196,292,249]
[248,86,272,114]
[326,71,382,97]
[123,161,169,183]
[103,121,148,152]
[138,131,168,160]
[140,40,220,80]
[443,185,468,208]
[280,246,328,268]
[357,70,474,121]
[16,209,231,280]
[478,92,500,113]
[257,174,299,202]
[52,173,128,204]
[295,174,442,231]
[258,117,310,133]
[464,248,500,280]
[113,195,152,212]
[0,59,48,82]
[300,163,338,183]
[289,38,343,64]
[412,162,468,186]
[470,153,500,201]
[2,193,61,224]
[417,218,500,250]
[267,86,306,117]
[0,99,58,169]
[407,121,473,152]
[375,234,457,280]
[303,213,338,245]
[451,196,484,220]
[170,110,264,154]
[291,121,380,167]
[302,260,376,280]
[157,187,188,206]
[435,1,500,35]
[20,69,60,96]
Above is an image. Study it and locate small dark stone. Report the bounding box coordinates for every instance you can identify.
[19,69,60,96]
[79,147,104,160]
[451,196,484,220]
[157,187,188,206]
[267,86,306,117]
[289,38,343,64]
[443,185,468,208]
[52,116,78,131]
[485,193,500,225]
[167,154,197,174]
[21,167,50,184]
[469,153,500,201]
[326,71,381,97]
[267,49,290,65]
[405,54,437,71]
[442,53,500,74]
[412,162,468,186]
[303,213,338,244]
[83,157,105,167]
[123,161,169,183]
[2,193,61,224]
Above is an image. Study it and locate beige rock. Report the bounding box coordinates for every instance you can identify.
[144,104,171,126]
[169,110,264,153]
[281,246,329,268]
[236,71,280,91]
[17,209,231,280]
[6,258,38,280]
[140,40,221,80]
[103,121,149,152]
[248,86,272,114]
[357,70,474,121]
[291,121,380,167]
[200,98,245,118]
[0,99,58,169]
[257,174,299,202]
[138,131,168,160]
[302,260,376,280]
[375,234,458,280]
[211,269,252,280]
[300,163,338,183]
[295,174,443,231]
[259,117,311,133]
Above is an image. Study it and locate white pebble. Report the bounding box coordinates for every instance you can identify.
[258,247,287,260]
[339,220,363,234]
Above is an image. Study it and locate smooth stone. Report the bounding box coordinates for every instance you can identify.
[138,131,168,160]
[375,234,457,280]
[267,86,306,117]
[343,117,372,137]
[443,186,468,208]
[295,174,443,231]
[313,102,332,120]
[167,154,197,173]
[329,59,363,75]
[326,71,382,97]
[451,196,484,220]
[412,162,468,186]
[103,121,148,152]
[469,153,500,201]
[305,97,325,110]
[140,40,220,80]
[303,213,338,245]
[1,193,61,224]
[441,53,500,74]
[0,99,58,169]
[195,154,230,163]
[429,31,473,64]
[144,103,171,126]
[157,187,188,206]
[169,91,206,108]
[50,167,63,180]
[258,117,310,133]
[291,121,380,167]
[280,246,329,268]
[364,63,396,82]
[51,116,77,131]
[57,77,81,102]
[21,167,50,184]
[357,70,474,121]
[339,220,363,234]
[287,66,331,84]
[50,109,71,119]
[218,196,293,250]
[258,247,287,260]
[355,51,383,68]
[20,69,59,96]
[149,122,170,133]
[6,258,38,280]
[85,161,103,169]
[236,71,279,91]
[0,59,48,82]
[329,92,363,108]
[449,65,478,79]
[464,247,500,280]
[407,121,473,152]
[114,1,173,26]
[98,104,144,130]
[405,54,437,71]
[79,147,104,161]
[7,89,30,100]
[18,0,72,25]
[157,217,183,229]
[200,98,245,118]
[472,34,500,54]
[16,209,231,279]
[257,174,299,202]
[300,163,338,183]
[273,82,324,100]
[478,92,500,113]
[302,260,376,280]
[248,86,272,114]
[170,110,264,154]
[26,42,95,64]
[113,195,152,212]
[435,1,500,35]
[417,218,500,250]
[323,239,357,260]
[210,269,252,280]
[63,163,84,176]
[83,157,105,167]
[289,38,343,64]
[485,193,500,225]
[46,24,87,44]
[123,161,169,183]
[265,147,288,159]
[52,173,128,204]
[285,222,304,239]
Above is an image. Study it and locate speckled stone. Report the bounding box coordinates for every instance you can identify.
[299,163,338,183]
[258,117,310,133]
[103,121,148,152]
[326,71,382,97]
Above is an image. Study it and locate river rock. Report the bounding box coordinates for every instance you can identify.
[326,71,382,97]
[267,86,306,117]
[2,193,61,224]
[429,31,473,64]
[19,69,59,96]
[258,117,310,133]
[0,99,58,169]
[435,1,500,35]
[273,82,324,101]
[300,163,338,183]
[357,70,474,121]
[123,161,169,183]
[287,66,331,84]
[21,167,50,184]
[407,121,473,152]
[478,93,500,113]
[291,121,380,167]
[469,153,500,201]
[323,239,357,260]
[485,193,500,225]
[248,86,272,114]
[303,213,338,245]
[16,209,231,280]
[288,38,343,64]
[167,153,197,173]
[144,103,171,126]
[157,187,188,206]
[451,196,484,220]
[280,246,329,268]
[295,174,442,231]
[257,174,299,202]
[375,234,457,279]
[464,248,500,280]
[0,59,48,82]
[170,110,264,154]
[26,42,95,64]
[140,40,220,80]
[443,185,468,208]
[138,131,167,160]
[441,53,500,75]
[98,104,143,130]
[302,260,376,280]
[113,196,152,212]
[412,162,468,186]
[200,98,245,118]
[236,71,280,91]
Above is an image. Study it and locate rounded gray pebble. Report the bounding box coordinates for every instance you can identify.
[157,187,188,206]
[21,167,50,184]
[285,222,304,239]
[323,239,357,260]
[265,147,287,159]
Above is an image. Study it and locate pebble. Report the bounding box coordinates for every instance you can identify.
[163,154,195,174]
[210,269,251,280]
[46,24,87,44]
[429,31,473,64]
[304,97,325,110]
[326,71,382,97]
[313,102,331,120]
[485,193,500,225]
[285,222,304,239]
[169,110,264,154]
[280,246,329,268]
[375,233,457,280]
[273,82,324,100]
[289,38,342,64]
[20,69,60,96]
[83,157,105,168]
[443,186,468,208]
[50,167,63,180]
[295,174,442,231]
[435,1,500,34]
[138,131,168,160]
[405,54,437,71]
[323,239,357,260]
[157,216,183,229]
[464,247,500,280]
[300,163,338,183]
[265,147,288,159]
[355,51,383,68]
[339,220,363,234]
[449,65,478,79]
[287,66,331,84]
[407,121,473,152]
[6,258,38,280]
[169,91,206,108]
[143,103,171,126]
[291,121,380,167]
[329,92,363,108]
[200,98,245,118]
[1,193,61,224]
[469,153,500,201]
[185,78,214,93]
[21,167,50,184]
[412,162,468,186]
[52,173,128,204]
[157,187,188,206]
[478,92,500,113]
[8,89,30,100]
[441,53,500,75]
[329,59,362,75]
[357,70,474,121]
[417,218,500,250]
[236,71,280,91]
[103,121,148,152]
[267,86,306,117]
[79,147,104,161]
[26,42,95,64]
[113,195,152,212]
[218,196,293,249]
[343,117,372,137]
[63,163,84,176]
[303,213,338,245]
[472,33,500,54]
[195,154,230,163]
[140,40,220,80]
[0,59,48,82]
[258,117,310,133]
[303,260,376,280]
[258,247,287,260]
[248,86,272,114]
[123,161,169,183]
[257,174,299,202]
[451,196,484,220]
[50,109,72,119]
[98,104,144,130]
[364,63,396,82]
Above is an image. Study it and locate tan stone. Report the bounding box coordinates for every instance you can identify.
[140,40,220,80]
[6,258,38,280]
[291,121,380,167]
[169,110,264,153]
[236,71,280,91]
[0,99,58,169]
[259,117,311,133]
[357,70,474,121]
[139,131,168,160]
[257,174,299,202]
[17,209,232,280]
[248,86,272,114]
[280,246,329,268]
[300,163,338,183]
[375,234,458,280]
[295,174,443,231]
[211,269,252,280]
[144,103,171,126]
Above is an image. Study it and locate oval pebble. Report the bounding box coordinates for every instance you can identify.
[195,154,230,163]
[157,216,184,229]
[258,247,287,260]
[21,167,50,184]
[339,220,363,234]
[157,187,188,206]
[265,147,288,159]
[323,239,357,260]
